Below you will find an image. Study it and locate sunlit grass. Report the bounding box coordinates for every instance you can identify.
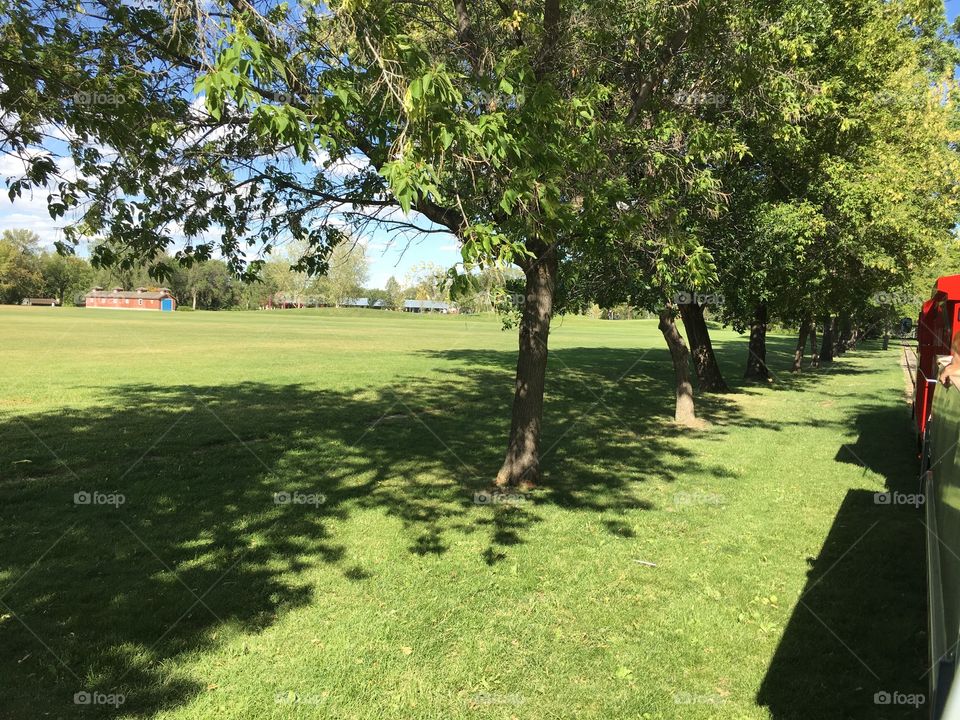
[0,306,925,719]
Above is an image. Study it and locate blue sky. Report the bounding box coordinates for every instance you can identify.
[0,143,461,289]
[4,2,960,288]
[361,219,460,288]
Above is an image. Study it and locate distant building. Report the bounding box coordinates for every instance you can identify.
[266,293,324,309]
[21,298,59,307]
[85,286,176,312]
[341,298,388,309]
[270,296,302,309]
[403,299,456,314]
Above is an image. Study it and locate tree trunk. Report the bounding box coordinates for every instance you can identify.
[496,244,558,488]
[792,316,811,372]
[744,303,770,381]
[809,320,819,368]
[658,306,696,425]
[836,312,851,355]
[819,315,834,363]
[192,290,198,310]
[678,302,729,392]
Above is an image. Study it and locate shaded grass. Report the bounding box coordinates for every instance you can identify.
[0,306,926,719]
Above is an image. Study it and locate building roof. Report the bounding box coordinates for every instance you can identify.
[404,299,452,310]
[343,297,370,307]
[85,288,173,300]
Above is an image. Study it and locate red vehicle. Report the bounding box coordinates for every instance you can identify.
[914,275,960,444]
[915,275,960,719]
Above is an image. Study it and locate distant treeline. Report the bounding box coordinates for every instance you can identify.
[0,229,533,313]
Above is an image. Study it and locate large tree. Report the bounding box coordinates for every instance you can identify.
[4,0,955,480]
[2,0,757,483]
[41,252,92,305]
[185,260,237,309]
[0,229,43,303]
[710,0,960,375]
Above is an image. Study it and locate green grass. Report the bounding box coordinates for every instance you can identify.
[0,306,926,719]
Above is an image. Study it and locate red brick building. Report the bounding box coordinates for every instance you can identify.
[84,287,177,312]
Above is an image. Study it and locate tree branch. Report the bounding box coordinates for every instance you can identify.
[453,0,483,71]
[626,5,698,125]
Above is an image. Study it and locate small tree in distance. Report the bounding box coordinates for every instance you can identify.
[317,242,370,307]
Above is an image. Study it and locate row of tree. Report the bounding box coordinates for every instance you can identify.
[2,0,959,486]
[0,229,488,310]
[0,229,92,306]
[1,227,269,308]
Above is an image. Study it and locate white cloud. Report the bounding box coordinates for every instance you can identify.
[0,196,68,249]
[0,145,86,248]
[313,149,370,178]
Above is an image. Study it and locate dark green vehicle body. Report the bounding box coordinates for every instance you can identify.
[925,379,960,718]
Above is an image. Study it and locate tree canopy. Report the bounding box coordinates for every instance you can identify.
[1,0,958,483]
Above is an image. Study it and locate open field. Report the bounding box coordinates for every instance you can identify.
[0,306,926,719]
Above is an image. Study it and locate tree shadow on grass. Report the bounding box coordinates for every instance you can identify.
[695,325,807,383]
[0,347,753,718]
[706,332,891,396]
[757,402,926,719]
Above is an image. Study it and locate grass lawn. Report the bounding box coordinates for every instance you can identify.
[0,306,926,719]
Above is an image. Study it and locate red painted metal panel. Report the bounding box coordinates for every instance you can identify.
[915,276,960,437]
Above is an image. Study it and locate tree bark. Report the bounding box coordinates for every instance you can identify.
[792,315,811,372]
[836,312,851,355]
[659,306,697,425]
[192,290,198,310]
[809,320,819,368]
[744,303,770,381]
[819,315,834,363]
[496,244,558,488]
[678,302,729,392]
